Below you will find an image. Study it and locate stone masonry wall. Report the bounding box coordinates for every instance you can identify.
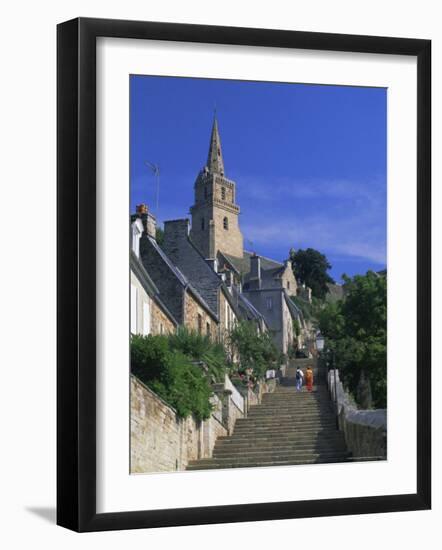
[328,370,387,460]
[131,376,228,473]
[151,300,175,335]
[184,292,218,340]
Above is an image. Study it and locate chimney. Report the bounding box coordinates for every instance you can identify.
[250,253,261,288]
[134,203,157,239]
[225,270,233,288]
[163,219,190,249]
[205,258,218,272]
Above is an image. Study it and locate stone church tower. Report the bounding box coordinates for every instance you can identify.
[190,117,244,260]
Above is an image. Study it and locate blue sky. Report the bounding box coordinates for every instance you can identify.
[130,75,386,282]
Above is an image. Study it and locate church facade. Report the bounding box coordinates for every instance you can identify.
[188,116,308,356]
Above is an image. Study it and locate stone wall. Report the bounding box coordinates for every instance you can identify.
[131,375,227,473]
[190,171,244,260]
[151,300,175,335]
[328,370,387,460]
[219,290,237,346]
[184,292,218,340]
[131,374,275,473]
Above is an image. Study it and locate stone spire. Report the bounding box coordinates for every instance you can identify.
[206,115,225,176]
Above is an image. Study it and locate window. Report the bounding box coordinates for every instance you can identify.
[223,217,229,230]
[131,221,142,257]
[206,322,211,337]
[197,314,203,334]
[130,284,138,334]
[142,301,151,336]
[204,186,208,199]
[221,186,226,200]
[266,297,273,310]
[201,217,205,230]
[287,281,290,290]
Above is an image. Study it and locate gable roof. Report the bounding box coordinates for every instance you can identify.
[146,236,218,321]
[221,250,283,277]
[130,251,178,327]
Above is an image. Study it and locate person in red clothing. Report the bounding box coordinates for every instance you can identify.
[305,366,314,392]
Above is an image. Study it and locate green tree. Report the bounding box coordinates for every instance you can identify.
[318,271,387,408]
[228,321,280,379]
[290,247,334,300]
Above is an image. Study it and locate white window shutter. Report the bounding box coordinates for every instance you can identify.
[130,284,137,334]
[142,301,151,335]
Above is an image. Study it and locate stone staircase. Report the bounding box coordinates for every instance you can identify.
[187,381,351,470]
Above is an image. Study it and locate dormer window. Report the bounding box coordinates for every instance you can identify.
[221,187,226,201]
[131,219,143,258]
[223,217,229,230]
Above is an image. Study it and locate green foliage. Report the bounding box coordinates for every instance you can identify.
[131,333,217,420]
[228,321,281,379]
[318,271,387,408]
[168,327,227,383]
[290,247,335,300]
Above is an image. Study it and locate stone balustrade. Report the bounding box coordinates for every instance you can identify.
[328,369,387,460]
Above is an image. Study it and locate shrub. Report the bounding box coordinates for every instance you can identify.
[131,334,213,420]
[228,321,280,380]
[168,327,227,383]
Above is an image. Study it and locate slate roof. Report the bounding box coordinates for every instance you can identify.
[283,289,303,321]
[221,250,283,276]
[146,236,218,320]
[237,292,268,327]
[130,250,179,327]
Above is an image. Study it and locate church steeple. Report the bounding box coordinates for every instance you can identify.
[206,115,225,176]
[190,114,243,260]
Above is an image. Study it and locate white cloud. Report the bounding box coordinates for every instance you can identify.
[239,175,386,265]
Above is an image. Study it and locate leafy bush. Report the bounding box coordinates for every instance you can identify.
[318,271,387,408]
[228,321,280,380]
[168,327,228,382]
[131,334,213,420]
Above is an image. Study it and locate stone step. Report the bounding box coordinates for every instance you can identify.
[238,412,334,420]
[233,422,335,431]
[233,420,337,430]
[220,432,344,442]
[187,452,351,469]
[187,457,352,470]
[216,432,345,448]
[213,443,347,457]
[252,402,331,408]
[230,427,339,440]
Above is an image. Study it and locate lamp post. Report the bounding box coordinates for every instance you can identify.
[315,333,325,385]
[316,333,339,429]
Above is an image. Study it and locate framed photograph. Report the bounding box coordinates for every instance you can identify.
[57,17,431,532]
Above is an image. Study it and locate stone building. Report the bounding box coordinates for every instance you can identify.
[130,215,177,336]
[190,117,244,260]
[162,218,240,343]
[187,116,308,356]
[135,207,219,340]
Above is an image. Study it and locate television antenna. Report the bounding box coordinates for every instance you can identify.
[144,161,160,215]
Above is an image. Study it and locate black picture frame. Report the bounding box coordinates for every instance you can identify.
[57,17,431,532]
